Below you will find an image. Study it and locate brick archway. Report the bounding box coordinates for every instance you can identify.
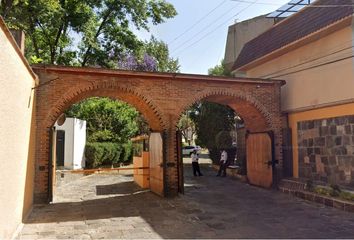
[44,87,167,131]
[169,90,283,195]
[175,89,278,131]
[33,65,284,202]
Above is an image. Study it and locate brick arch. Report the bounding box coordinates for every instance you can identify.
[32,65,284,202]
[43,85,167,131]
[34,84,168,202]
[174,89,275,132]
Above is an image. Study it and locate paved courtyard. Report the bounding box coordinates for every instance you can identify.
[18,164,354,239]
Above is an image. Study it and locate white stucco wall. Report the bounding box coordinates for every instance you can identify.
[55,118,86,170]
[0,20,37,239]
[73,118,86,169]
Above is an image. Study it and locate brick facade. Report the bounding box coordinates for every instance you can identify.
[32,65,284,203]
[298,115,354,187]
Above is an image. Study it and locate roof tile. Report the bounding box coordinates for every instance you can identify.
[233,0,354,71]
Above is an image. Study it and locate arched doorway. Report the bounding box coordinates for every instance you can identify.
[33,65,284,202]
[34,86,166,203]
[175,91,282,194]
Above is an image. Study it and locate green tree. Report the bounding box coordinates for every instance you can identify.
[208,59,231,77]
[143,36,179,72]
[0,0,177,66]
[177,113,196,145]
[190,102,235,149]
[66,97,139,144]
[188,60,236,163]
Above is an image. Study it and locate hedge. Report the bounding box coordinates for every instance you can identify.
[85,141,135,168]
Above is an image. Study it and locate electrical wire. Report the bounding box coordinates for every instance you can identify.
[170,2,244,53]
[268,52,354,79]
[170,0,354,56]
[230,0,354,8]
[168,0,228,45]
[258,39,354,78]
[172,0,259,56]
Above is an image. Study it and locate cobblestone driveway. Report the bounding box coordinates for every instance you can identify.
[18,164,354,239]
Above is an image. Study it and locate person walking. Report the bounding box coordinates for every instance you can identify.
[217,149,228,177]
[191,150,203,176]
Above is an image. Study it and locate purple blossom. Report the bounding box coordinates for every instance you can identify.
[118,53,157,72]
[139,54,157,72]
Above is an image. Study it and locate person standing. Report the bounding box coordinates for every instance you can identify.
[217,149,228,177]
[191,150,203,176]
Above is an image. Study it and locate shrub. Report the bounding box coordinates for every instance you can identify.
[85,142,122,168]
[215,131,233,149]
[208,147,220,165]
[330,184,341,197]
[121,141,133,164]
[306,179,314,192]
[206,131,236,166]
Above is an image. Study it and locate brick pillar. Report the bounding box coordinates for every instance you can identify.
[163,126,179,197]
[237,127,246,173]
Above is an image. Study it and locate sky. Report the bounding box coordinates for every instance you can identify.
[135,0,291,74]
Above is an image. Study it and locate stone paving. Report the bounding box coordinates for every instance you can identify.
[18,164,354,239]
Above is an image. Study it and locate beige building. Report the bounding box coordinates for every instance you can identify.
[232,0,354,186]
[0,17,37,239]
[224,15,275,73]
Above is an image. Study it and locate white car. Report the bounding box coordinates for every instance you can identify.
[182,146,201,156]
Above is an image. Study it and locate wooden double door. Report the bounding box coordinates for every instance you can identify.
[246,132,275,188]
[149,132,164,196]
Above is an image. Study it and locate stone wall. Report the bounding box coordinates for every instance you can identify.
[298,115,354,187]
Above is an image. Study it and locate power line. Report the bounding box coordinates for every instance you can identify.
[268,52,354,79]
[172,0,259,56]
[170,2,244,54]
[168,0,228,45]
[259,40,354,78]
[231,0,354,7]
[230,0,281,6]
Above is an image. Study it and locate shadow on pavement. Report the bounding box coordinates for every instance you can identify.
[96,181,143,195]
[23,164,354,239]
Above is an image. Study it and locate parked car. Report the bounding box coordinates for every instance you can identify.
[182,145,201,156]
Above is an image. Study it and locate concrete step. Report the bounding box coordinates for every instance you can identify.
[278,178,306,192]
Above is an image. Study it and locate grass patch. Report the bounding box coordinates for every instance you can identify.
[313,186,354,202]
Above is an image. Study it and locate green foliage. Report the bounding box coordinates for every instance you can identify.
[306,179,314,192]
[120,141,133,163]
[313,185,354,202]
[142,36,179,72]
[330,184,341,197]
[67,98,141,168]
[190,102,235,149]
[215,131,233,149]
[85,142,122,168]
[177,113,196,145]
[208,59,231,77]
[30,55,43,64]
[189,102,235,164]
[1,0,177,66]
[66,97,140,144]
[187,60,237,164]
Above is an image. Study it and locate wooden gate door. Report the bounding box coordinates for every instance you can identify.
[48,128,57,202]
[246,132,273,188]
[176,130,184,194]
[149,132,164,196]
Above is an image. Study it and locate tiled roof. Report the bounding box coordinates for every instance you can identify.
[232,0,354,71]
